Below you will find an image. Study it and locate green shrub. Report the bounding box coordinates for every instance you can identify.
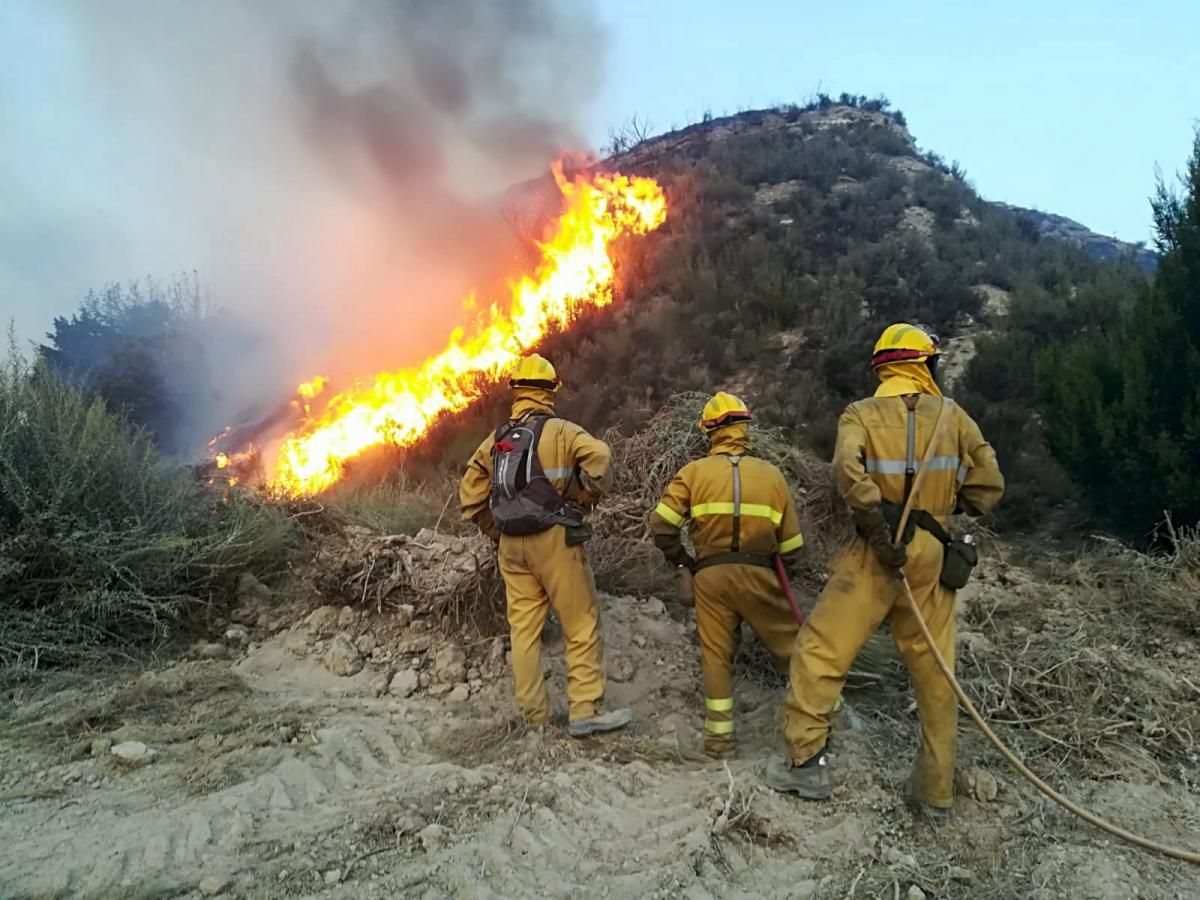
[0,346,292,667]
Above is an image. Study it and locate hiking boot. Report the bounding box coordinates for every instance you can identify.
[759,753,832,800]
[567,707,633,738]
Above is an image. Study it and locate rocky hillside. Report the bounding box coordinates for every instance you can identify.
[444,101,1151,534]
[993,202,1157,272]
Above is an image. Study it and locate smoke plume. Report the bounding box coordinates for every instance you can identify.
[0,0,605,449]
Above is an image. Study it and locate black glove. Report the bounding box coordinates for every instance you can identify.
[853,508,907,571]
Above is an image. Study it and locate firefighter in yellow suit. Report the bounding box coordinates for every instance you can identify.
[459,354,633,737]
[650,393,806,758]
[762,325,1004,818]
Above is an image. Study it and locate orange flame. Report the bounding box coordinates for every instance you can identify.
[270,165,666,495]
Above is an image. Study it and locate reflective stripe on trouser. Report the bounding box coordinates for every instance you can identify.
[499,525,604,724]
[782,532,958,808]
[695,563,800,753]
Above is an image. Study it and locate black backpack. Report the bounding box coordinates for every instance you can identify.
[488,415,583,536]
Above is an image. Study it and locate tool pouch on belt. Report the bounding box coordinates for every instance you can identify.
[905,507,978,590]
[564,522,592,547]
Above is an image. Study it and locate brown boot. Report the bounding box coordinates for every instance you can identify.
[759,752,832,800]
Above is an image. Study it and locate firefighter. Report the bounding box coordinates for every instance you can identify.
[459,354,632,737]
[649,392,805,758]
[761,324,1004,818]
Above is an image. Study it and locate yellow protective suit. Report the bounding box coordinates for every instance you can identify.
[650,423,805,755]
[782,366,1004,807]
[459,387,613,724]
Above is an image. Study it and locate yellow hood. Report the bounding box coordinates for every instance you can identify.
[874,361,942,398]
[707,422,751,456]
[510,386,557,420]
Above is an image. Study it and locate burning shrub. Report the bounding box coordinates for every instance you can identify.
[0,346,292,669]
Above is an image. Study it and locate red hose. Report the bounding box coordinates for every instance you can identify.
[772,553,806,627]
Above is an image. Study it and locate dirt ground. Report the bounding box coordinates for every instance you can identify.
[2,569,1199,900]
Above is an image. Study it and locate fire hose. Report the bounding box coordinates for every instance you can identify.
[893,447,1200,864]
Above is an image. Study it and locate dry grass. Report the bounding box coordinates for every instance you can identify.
[954,531,1200,779]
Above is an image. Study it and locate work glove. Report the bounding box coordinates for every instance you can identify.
[853,507,907,572]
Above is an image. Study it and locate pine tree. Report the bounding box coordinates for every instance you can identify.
[1038,126,1200,538]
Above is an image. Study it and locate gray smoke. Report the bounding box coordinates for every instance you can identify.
[0,0,605,447]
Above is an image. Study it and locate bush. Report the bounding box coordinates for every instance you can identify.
[0,346,292,668]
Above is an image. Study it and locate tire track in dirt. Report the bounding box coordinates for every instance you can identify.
[0,713,440,897]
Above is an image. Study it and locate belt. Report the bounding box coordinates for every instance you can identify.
[695,552,774,571]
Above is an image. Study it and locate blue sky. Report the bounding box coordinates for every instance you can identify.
[589,0,1200,245]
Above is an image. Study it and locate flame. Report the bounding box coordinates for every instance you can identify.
[270,165,666,495]
[214,453,230,470]
[297,376,328,401]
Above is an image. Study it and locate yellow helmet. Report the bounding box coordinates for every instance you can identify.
[871,323,940,369]
[700,392,752,433]
[509,354,559,391]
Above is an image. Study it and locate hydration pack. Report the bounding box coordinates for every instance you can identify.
[488,415,583,536]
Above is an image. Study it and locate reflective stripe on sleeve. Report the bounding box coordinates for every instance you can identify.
[653,502,686,528]
[778,533,805,554]
[690,502,783,525]
[704,719,734,735]
[543,466,575,480]
[864,455,961,475]
[705,696,734,712]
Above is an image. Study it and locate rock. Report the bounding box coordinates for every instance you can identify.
[355,633,378,655]
[194,641,230,660]
[370,672,392,697]
[948,866,975,883]
[395,603,416,629]
[632,633,647,649]
[237,572,272,605]
[446,683,470,703]
[324,633,365,677]
[609,656,636,683]
[419,823,448,852]
[324,868,342,885]
[198,875,228,896]
[433,642,467,684]
[337,605,360,631]
[111,741,157,766]
[395,632,435,655]
[389,669,419,698]
[418,671,431,689]
[428,683,453,699]
[956,767,999,803]
[467,666,481,682]
[487,637,507,670]
[643,597,667,617]
[62,768,82,784]
[469,679,483,692]
[90,736,113,757]
[229,606,258,627]
[223,626,250,648]
[907,888,926,900]
[305,605,341,638]
[285,626,311,657]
